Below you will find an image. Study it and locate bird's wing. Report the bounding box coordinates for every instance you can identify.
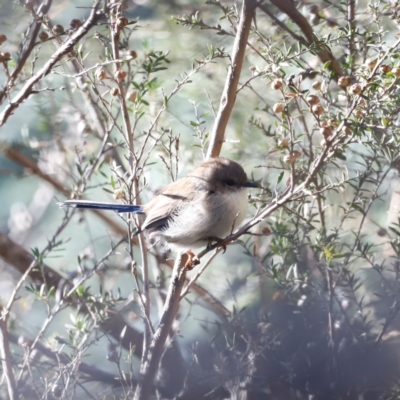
[141,177,197,232]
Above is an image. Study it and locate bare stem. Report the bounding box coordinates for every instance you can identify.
[206,0,257,159]
[134,253,187,400]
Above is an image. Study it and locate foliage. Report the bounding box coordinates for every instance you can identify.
[1,0,400,399]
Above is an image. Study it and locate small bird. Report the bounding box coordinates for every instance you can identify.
[59,157,257,255]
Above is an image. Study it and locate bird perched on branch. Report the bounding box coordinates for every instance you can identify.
[59,157,257,262]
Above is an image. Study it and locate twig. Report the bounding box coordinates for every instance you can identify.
[134,253,187,400]
[180,249,222,299]
[206,0,257,159]
[0,0,102,126]
[0,0,53,105]
[267,0,343,79]
[0,319,17,400]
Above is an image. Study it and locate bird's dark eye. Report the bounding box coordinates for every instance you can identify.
[224,179,236,187]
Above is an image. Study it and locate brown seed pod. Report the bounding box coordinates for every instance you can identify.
[25,0,35,10]
[292,150,301,158]
[283,153,296,165]
[312,80,322,90]
[338,75,350,87]
[113,188,125,200]
[307,94,320,105]
[342,125,352,136]
[312,104,324,116]
[110,87,120,96]
[114,69,126,81]
[116,16,129,28]
[126,91,137,102]
[320,126,332,139]
[392,67,400,77]
[0,52,11,62]
[126,50,138,59]
[358,98,366,107]
[310,14,320,25]
[326,17,337,27]
[353,109,364,119]
[278,138,289,148]
[53,25,64,35]
[366,58,377,71]
[70,19,82,30]
[271,78,283,90]
[39,31,48,41]
[0,34,7,44]
[349,83,362,95]
[273,102,284,113]
[96,69,107,80]
[380,64,391,74]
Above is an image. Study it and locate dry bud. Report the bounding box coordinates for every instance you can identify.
[353,109,364,119]
[0,52,11,62]
[116,16,129,28]
[310,14,320,26]
[366,58,377,71]
[110,87,120,96]
[380,64,391,74]
[39,31,48,41]
[126,91,137,102]
[358,98,366,107]
[326,17,337,27]
[0,34,7,44]
[114,69,126,81]
[338,75,350,87]
[271,78,283,90]
[53,25,64,35]
[307,94,320,105]
[349,83,362,95]
[126,50,138,59]
[278,138,289,148]
[320,126,332,139]
[25,0,35,10]
[392,67,400,77]
[70,19,82,30]
[113,188,125,200]
[292,150,301,158]
[342,125,352,136]
[312,80,322,90]
[273,102,284,113]
[312,104,324,116]
[283,153,296,165]
[96,69,107,80]
[321,118,335,128]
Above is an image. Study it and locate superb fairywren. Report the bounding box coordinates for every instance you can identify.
[59,157,257,252]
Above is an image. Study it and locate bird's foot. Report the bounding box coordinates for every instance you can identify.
[206,237,227,253]
[185,250,200,270]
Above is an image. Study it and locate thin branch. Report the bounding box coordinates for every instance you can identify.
[267,0,343,79]
[134,253,187,400]
[206,0,257,159]
[0,0,102,126]
[0,320,17,400]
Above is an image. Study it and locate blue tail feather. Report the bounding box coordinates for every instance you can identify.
[58,200,144,214]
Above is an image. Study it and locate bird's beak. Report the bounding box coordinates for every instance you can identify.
[242,181,259,188]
